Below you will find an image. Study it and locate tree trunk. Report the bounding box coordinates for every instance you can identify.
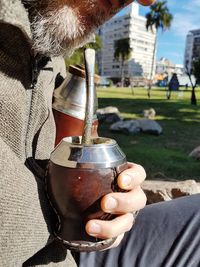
[166,89,171,100]
[186,69,197,105]
[121,59,124,87]
[191,86,197,105]
[148,35,157,98]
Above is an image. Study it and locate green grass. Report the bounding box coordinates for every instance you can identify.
[97,87,200,181]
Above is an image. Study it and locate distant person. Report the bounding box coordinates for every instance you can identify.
[167,73,179,99]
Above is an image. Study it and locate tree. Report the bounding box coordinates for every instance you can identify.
[193,60,200,85]
[65,35,102,73]
[114,38,131,87]
[185,59,200,105]
[146,1,173,98]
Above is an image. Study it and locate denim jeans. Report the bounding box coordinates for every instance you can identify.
[75,194,200,267]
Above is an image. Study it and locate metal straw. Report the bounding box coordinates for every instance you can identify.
[82,48,96,145]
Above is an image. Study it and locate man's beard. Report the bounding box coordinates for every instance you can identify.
[25,1,108,56]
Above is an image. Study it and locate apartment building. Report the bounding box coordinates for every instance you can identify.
[184,29,200,72]
[97,3,156,83]
[156,57,184,76]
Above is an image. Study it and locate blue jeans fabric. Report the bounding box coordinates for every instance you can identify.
[75,194,200,267]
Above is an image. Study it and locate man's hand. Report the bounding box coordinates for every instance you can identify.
[85,162,147,248]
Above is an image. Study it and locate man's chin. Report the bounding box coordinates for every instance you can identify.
[29,3,105,57]
[32,31,95,57]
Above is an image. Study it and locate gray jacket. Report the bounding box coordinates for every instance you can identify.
[0,0,76,266]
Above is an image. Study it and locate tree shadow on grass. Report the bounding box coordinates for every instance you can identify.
[98,98,200,122]
[97,97,200,181]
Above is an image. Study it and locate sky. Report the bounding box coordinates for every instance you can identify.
[119,0,200,65]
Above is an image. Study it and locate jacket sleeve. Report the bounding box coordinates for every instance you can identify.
[0,138,76,267]
[0,44,75,266]
[0,21,75,264]
[0,137,50,265]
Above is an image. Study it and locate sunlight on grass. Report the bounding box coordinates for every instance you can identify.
[179,108,199,113]
[97,86,200,102]
[97,87,200,181]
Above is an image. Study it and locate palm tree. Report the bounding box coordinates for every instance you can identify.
[146,1,173,98]
[114,38,131,87]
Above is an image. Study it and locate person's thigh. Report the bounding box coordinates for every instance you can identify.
[76,194,200,267]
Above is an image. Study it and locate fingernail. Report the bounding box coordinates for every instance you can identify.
[105,197,117,210]
[88,222,101,235]
[121,174,132,187]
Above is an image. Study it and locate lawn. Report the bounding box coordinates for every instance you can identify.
[96,87,200,181]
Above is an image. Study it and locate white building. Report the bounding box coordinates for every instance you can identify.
[98,3,156,83]
[156,57,184,76]
[184,29,200,72]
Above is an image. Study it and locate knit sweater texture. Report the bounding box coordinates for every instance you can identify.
[0,0,76,266]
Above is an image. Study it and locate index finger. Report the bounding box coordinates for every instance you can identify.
[117,162,146,190]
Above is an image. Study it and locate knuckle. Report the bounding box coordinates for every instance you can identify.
[137,164,147,180]
[134,187,147,210]
[125,187,147,211]
[126,214,134,230]
[127,223,133,232]
[121,195,134,211]
[140,191,147,208]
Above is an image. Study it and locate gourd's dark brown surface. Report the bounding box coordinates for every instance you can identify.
[47,158,127,251]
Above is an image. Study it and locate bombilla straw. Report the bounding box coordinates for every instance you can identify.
[82,48,96,145]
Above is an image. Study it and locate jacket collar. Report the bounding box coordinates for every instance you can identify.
[0,0,52,87]
[0,0,32,39]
